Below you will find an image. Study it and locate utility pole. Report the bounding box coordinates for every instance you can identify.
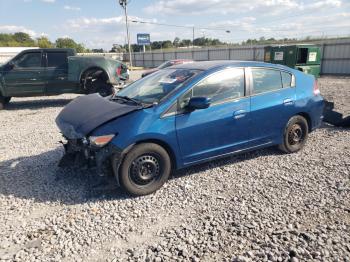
[192,27,195,48]
[119,0,132,67]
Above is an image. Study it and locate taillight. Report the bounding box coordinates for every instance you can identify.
[313,80,320,96]
[116,66,122,76]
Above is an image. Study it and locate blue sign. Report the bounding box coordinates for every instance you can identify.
[137,33,151,46]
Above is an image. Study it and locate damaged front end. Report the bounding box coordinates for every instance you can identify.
[55,94,142,177]
[58,136,122,177]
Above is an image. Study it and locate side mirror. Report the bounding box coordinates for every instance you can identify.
[187,97,211,110]
[6,62,14,70]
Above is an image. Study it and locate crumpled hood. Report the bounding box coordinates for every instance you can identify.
[56,94,142,139]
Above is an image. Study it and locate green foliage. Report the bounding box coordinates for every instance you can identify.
[173,37,180,47]
[179,39,192,47]
[0,32,35,47]
[0,32,89,52]
[55,38,87,53]
[13,32,33,43]
[241,37,298,46]
[37,36,53,48]
[162,40,173,49]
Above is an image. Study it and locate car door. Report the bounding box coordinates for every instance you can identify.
[248,67,296,145]
[175,68,251,165]
[45,51,75,95]
[3,51,45,96]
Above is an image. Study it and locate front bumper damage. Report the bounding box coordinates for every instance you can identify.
[58,138,123,178]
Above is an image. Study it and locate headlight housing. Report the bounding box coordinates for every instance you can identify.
[89,134,115,147]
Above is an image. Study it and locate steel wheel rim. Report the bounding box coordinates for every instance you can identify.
[288,124,304,145]
[129,154,162,187]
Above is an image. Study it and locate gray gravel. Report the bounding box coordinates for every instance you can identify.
[0,76,350,262]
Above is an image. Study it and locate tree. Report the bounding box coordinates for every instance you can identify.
[173,37,180,47]
[162,40,173,49]
[91,48,104,53]
[151,41,162,50]
[55,37,87,53]
[37,36,53,48]
[180,39,192,47]
[13,32,33,44]
[110,44,125,53]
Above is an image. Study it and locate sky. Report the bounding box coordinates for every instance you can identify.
[0,0,350,50]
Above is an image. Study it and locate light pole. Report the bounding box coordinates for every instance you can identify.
[119,0,132,67]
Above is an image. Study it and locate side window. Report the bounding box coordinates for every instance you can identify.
[47,52,68,69]
[14,52,42,68]
[281,71,293,88]
[192,68,245,104]
[252,68,282,95]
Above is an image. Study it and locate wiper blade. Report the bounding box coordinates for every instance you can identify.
[111,95,142,105]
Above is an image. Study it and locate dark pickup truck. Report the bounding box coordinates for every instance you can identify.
[0,48,128,109]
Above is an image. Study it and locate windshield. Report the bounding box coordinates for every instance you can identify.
[117,69,200,104]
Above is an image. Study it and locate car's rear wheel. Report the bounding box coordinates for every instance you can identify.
[279,115,309,153]
[118,143,171,196]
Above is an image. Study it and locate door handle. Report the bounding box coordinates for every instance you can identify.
[57,77,66,80]
[233,110,247,119]
[30,78,37,81]
[283,98,294,105]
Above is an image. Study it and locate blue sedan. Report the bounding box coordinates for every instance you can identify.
[56,61,324,196]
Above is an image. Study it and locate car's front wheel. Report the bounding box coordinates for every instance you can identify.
[117,143,171,196]
[279,115,309,153]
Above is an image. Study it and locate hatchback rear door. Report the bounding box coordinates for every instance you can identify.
[248,67,296,145]
[175,68,251,165]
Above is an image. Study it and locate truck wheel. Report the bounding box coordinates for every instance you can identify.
[278,115,309,153]
[82,69,113,97]
[117,143,171,196]
[4,97,11,104]
[0,96,10,110]
[92,79,114,97]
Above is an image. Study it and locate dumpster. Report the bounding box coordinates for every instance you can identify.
[264,45,321,78]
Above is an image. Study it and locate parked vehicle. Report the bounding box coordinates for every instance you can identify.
[56,61,324,196]
[141,59,193,78]
[0,48,128,109]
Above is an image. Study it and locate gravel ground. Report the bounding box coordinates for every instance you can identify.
[0,76,350,262]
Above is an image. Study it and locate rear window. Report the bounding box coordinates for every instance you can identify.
[252,68,282,95]
[47,52,68,69]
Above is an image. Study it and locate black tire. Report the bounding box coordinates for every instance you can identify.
[279,115,309,153]
[4,97,11,104]
[118,143,171,196]
[82,70,113,97]
[0,96,10,110]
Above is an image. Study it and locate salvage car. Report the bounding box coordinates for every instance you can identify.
[56,61,324,196]
[141,59,193,78]
[0,48,128,109]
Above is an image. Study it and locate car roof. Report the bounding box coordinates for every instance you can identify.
[170,60,290,71]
